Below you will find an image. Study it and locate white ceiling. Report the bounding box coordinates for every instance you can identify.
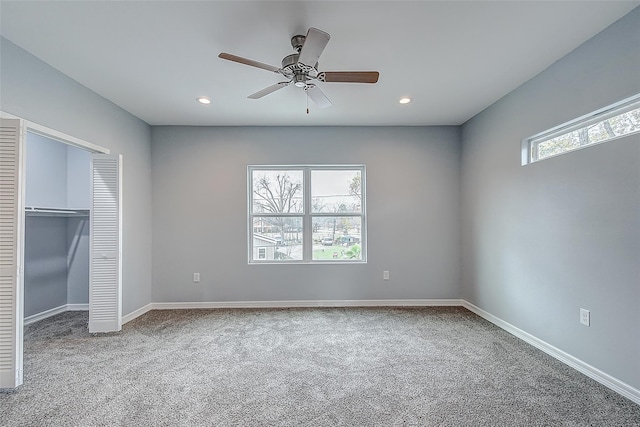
[1,1,638,126]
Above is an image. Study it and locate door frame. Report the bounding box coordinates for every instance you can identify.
[3,113,109,154]
[0,111,111,388]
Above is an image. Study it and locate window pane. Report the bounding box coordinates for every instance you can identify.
[252,216,303,261]
[248,165,366,263]
[252,170,303,214]
[535,106,640,161]
[311,170,362,214]
[312,217,362,261]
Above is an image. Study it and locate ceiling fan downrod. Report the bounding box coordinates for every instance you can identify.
[291,34,306,53]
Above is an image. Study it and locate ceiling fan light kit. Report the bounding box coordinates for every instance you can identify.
[219,27,379,109]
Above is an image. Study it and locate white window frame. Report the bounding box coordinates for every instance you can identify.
[248,165,366,264]
[522,93,640,165]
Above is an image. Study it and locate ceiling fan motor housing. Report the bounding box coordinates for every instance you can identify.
[281,53,300,71]
[282,53,318,79]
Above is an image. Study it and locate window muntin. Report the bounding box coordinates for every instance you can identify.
[249,165,366,264]
[524,94,640,164]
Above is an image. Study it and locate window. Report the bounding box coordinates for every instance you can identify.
[523,94,640,164]
[248,165,366,263]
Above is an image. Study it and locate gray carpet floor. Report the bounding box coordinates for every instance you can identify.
[1,307,639,426]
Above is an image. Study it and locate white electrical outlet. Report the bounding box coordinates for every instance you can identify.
[193,273,200,283]
[383,271,390,281]
[580,308,590,326]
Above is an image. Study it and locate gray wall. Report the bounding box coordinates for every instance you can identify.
[25,132,91,209]
[23,217,68,317]
[461,8,640,390]
[151,126,461,303]
[1,37,153,315]
[66,217,89,305]
[66,145,91,209]
[25,132,67,208]
[23,216,90,316]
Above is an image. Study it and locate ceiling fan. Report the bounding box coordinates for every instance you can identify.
[218,27,379,109]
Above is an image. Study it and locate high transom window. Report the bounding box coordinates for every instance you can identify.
[248,165,366,263]
[523,94,640,164]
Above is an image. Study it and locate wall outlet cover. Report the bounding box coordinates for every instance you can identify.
[580,308,590,326]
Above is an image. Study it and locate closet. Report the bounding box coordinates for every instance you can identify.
[24,132,91,323]
[0,117,122,389]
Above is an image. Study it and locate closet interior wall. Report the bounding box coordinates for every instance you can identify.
[24,132,90,320]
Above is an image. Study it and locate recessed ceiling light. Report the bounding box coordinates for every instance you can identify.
[196,96,211,105]
[399,97,412,104]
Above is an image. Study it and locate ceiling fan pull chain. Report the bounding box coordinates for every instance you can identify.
[306,92,309,115]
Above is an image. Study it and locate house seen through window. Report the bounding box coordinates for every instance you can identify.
[249,165,366,263]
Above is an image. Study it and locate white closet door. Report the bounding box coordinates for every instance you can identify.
[89,154,122,333]
[0,118,24,388]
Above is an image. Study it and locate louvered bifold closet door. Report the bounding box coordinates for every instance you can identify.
[0,119,24,388]
[89,154,122,333]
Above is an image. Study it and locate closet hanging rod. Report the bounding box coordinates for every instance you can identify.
[25,207,90,217]
[26,207,78,214]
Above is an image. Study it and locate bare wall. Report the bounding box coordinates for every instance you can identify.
[151,126,461,303]
[461,8,640,389]
[23,217,68,317]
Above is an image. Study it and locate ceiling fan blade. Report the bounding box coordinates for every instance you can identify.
[319,71,379,83]
[248,82,290,99]
[218,53,281,73]
[305,85,332,109]
[298,27,330,67]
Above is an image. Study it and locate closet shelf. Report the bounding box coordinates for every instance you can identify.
[25,207,90,217]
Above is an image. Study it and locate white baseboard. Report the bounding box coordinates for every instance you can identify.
[120,299,460,324]
[66,303,89,311]
[24,301,150,327]
[150,299,463,310]
[24,305,67,325]
[27,300,462,326]
[461,300,640,405]
[24,303,88,325]
[122,303,152,324]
